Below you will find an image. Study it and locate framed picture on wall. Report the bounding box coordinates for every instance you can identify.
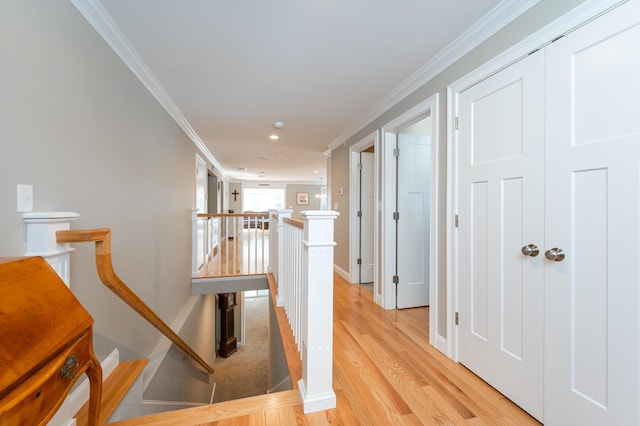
[296,192,309,205]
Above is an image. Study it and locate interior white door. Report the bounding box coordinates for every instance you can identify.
[359,151,375,283]
[397,130,430,309]
[457,51,545,420]
[544,2,640,424]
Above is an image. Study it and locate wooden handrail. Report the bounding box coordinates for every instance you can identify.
[284,218,304,230]
[197,213,269,218]
[56,228,214,375]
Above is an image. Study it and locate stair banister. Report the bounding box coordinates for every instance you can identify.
[56,228,214,375]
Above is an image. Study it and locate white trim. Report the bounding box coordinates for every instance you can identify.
[298,380,337,414]
[69,0,225,179]
[144,295,203,390]
[379,96,439,311]
[348,131,378,286]
[333,263,349,282]
[446,0,628,361]
[326,0,540,152]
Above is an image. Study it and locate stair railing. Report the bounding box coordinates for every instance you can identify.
[56,228,214,375]
[271,210,339,413]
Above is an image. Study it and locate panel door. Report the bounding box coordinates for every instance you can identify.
[397,132,430,308]
[544,2,640,424]
[360,152,375,283]
[457,51,545,420]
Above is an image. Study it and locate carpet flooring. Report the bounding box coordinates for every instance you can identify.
[212,296,269,403]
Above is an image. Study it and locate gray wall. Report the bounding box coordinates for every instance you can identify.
[285,184,322,218]
[329,0,587,334]
[0,1,214,401]
[228,182,243,213]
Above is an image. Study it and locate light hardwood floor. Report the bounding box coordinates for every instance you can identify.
[111,273,540,425]
[196,229,269,277]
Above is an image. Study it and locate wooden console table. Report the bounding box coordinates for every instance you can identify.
[0,257,102,425]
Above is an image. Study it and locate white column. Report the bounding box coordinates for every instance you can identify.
[23,211,80,287]
[268,210,277,277]
[275,209,293,307]
[298,210,338,413]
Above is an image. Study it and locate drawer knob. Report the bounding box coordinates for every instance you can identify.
[60,354,79,380]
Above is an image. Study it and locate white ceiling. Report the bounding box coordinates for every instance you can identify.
[89,0,523,183]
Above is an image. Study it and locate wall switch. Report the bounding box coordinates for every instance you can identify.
[17,184,33,212]
[334,202,338,210]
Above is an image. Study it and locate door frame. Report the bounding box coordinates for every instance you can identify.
[349,131,379,296]
[378,94,439,323]
[446,0,626,361]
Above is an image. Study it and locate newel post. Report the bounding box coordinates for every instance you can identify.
[299,210,338,413]
[23,212,80,287]
[275,209,293,307]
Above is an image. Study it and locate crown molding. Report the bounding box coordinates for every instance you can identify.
[326,0,540,152]
[70,0,226,178]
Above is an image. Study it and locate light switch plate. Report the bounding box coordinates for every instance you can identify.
[17,184,33,212]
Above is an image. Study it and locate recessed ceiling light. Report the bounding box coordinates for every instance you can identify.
[274,121,284,129]
[269,134,279,140]
[259,156,274,161]
[313,170,319,173]
[233,167,247,171]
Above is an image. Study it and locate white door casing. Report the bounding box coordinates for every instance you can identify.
[360,151,375,284]
[379,94,439,312]
[456,51,545,420]
[195,154,208,269]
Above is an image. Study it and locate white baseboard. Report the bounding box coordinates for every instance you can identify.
[145,295,203,390]
[333,264,349,281]
[48,348,120,426]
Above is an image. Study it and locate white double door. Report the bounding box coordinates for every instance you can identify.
[457,2,640,424]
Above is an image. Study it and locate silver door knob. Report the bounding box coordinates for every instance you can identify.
[521,244,539,257]
[545,248,565,262]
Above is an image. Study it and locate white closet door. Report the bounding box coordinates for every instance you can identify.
[544,2,640,424]
[457,51,545,420]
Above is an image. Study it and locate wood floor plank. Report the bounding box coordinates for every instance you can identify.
[109,272,539,425]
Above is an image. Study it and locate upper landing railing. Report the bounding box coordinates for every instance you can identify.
[191,208,339,413]
[192,212,269,277]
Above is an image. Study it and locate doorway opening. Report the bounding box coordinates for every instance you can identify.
[349,132,380,300]
[378,94,439,312]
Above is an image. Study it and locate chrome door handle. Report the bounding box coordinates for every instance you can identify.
[545,248,565,262]
[521,244,539,257]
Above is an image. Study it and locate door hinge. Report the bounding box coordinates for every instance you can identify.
[455,312,459,325]
[455,117,459,130]
[357,211,362,218]
[393,212,399,221]
[357,258,362,265]
[393,275,399,284]
[455,214,459,228]
[393,148,400,157]
[358,162,362,170]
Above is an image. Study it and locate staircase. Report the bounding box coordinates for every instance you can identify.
[75,359,148,425]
